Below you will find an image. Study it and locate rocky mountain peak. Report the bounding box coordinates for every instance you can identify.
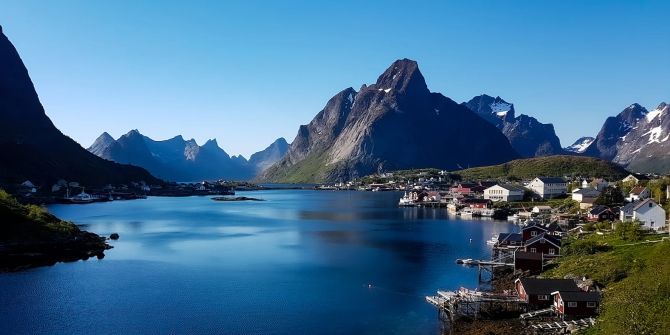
[373,58,428,98]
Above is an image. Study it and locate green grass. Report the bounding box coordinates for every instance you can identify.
[454,155,629,181]
[544,232,670,334]
[261,151,335,183]
[0,189,80,241]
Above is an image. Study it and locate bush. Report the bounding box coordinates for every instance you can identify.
[614,221,643,241]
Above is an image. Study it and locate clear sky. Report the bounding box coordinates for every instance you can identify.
[1,0,668,157]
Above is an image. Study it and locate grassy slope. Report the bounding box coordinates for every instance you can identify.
[261,151,334,183]
[544,233,670,334]
[455,155,629,180]
[0,189,109,270]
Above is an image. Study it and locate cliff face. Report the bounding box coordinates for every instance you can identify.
[262,59,519,183]
[463,94,564,157]
[0,25,159,186]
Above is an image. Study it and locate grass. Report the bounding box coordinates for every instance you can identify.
[454,155,629,181]
[0,189,80,241]
[261,151,335,183]
[543,232,670,334]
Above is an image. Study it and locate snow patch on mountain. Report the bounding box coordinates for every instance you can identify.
[490,101,512,117]
[565,136,594,153]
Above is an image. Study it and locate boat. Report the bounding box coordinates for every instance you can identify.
[507,214,519,221]
[486,235,498,245]
[398,192,415,207]
[65,188,96,204]
[455,258,474,265]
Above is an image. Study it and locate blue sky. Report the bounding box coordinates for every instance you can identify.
[1,1,668,157]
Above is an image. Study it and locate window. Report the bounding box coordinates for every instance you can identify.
[567,302,578,308]
[548,248,555,255]
[538,295,549,301]
[530,248,537,253]
[540,239,546,244]
[531,231,537,236]
[587,302,597,308]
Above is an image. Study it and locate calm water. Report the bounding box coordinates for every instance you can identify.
[0,190,516,334]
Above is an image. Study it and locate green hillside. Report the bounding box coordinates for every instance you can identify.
[0,189,109,271]
[455,155,629,180]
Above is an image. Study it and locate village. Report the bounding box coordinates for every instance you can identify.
[0,179,258,204]
[320,171,670,333]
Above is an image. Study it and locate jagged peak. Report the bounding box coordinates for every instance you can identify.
[374,58,428,96]
[97,132,114,141]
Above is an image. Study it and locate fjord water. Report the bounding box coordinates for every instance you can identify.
[0,190,515,334]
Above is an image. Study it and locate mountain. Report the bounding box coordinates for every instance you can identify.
[261,59,519,183]
[0,25,159,187]
[583,103,647,161]
[455,155,629,181]
[248,138,289,173]
[89,131,255,181]
[583,103,670,173]
[564,137,595,153]
[463,94,564,157]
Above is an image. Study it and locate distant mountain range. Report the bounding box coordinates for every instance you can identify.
[463,94,564,157]
[584,102,670,173]
[261,59,519,183]
[88,131,288,181]
[3,22,669,186]
[0,25,159,187]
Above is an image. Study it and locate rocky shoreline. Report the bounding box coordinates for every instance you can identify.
[0,230,111,272]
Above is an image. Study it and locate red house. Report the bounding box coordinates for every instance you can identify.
[521,221,564,242]
[460,198,492,209]
[587,205,617,222]
[552,291,601,319]
[524,233,561,257]
[515,278,580,309]
[451,183,478,195]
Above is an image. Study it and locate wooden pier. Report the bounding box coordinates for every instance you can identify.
[426,287,526,323]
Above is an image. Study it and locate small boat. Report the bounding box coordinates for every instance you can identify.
[507,214,519,221]
[455,258,474,265]
[486,235,498,245]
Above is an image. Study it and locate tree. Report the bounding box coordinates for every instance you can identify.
[614,220,643,241]
[594,186,625,206]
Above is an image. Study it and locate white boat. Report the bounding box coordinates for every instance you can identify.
[398,192,414,206]
[507,214,519,221]
[486,235,498,245]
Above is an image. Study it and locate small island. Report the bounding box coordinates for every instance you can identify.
[0,190,110,272]
[211,196,265,202]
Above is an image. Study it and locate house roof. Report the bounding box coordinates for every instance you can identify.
[573,188,601,196]
[621,201,639,216]
[523,221,563,233]
[630,186,648,195]
[525,233,562,248]
[517,278,579,295]
[552,291,602,302]
[479,181,497,188]
[498,233,523,243]
[489,183,526,192]
[589,205,612,216]
[536,177,566,184]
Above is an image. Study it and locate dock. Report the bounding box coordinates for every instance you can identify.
[426,287,526,322]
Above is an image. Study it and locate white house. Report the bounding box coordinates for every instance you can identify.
[528,177,567,199]
[620,199,666,231]
[571,188,600,203]
[622,174,648,184]
[483,184,526,202]
[627,186,650,202]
